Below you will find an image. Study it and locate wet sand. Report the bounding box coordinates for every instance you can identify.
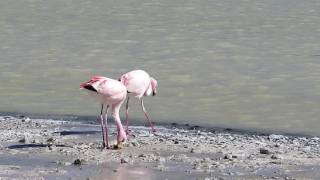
[0,115,320,180]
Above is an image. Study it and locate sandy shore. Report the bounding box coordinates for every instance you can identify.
[0,116,320,180]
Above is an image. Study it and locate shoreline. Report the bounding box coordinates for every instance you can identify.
[0,115,320,179]
[0,112,317,138]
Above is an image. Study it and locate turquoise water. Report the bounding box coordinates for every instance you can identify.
[1,0,320,135]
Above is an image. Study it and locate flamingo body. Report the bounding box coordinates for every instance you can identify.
[81,76,127,104]
[80,76,127,149]
[120,70,157,98]
[119,70,158,132]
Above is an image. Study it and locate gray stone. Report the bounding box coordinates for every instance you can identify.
[260,148,271,154]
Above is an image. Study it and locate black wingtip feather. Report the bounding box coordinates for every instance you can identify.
[83,85,97,92]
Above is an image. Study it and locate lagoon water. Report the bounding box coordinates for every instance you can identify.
[0,0,320,135]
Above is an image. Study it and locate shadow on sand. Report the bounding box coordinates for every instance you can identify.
[7,144,71,149]
[54,130,101,136]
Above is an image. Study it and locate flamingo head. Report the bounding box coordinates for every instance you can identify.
[150,77,158,96]
[80,76,105,92]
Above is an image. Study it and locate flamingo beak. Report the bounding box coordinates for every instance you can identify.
[80,83,86,89]
[152,91,157,96]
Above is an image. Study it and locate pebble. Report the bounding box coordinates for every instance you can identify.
[131,142,139,147]
[47,137,54,143]
[138,154,146,158]
[73,159,83,166]
[120,158,128,164]
[18,137,26,143]
[157,157,166,164]
[260,148,271,154]
[271,154,282,160]
[64,162,72,166]
[224,154,232,160]
[269,134,284,141]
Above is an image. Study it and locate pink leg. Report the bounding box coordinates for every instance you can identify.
[125,96,130,134]
[112,102,127,144]
[140,98,156,133]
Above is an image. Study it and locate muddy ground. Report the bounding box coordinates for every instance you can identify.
[0,116,320,180]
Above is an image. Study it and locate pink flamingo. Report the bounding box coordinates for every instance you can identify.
[80,76,127,149]
[119,70,158,133]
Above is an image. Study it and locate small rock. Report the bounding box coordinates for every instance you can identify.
[224,154,232,160]
[18,138,26,143]
[138,154,146,158]
[156,164,166,171]
[270,161,281,164]
[260,148,271,154]
[292,139,300,146]
[131,142,139,147]
[73,159,83,166]
[64,162,72,166]
[269,134,284,141]
[50,144,57,151]
[22,117,31,123]
[189,126,200,130]
[120,158,128,164]
[274,143,281,148]
[271,154,282,159]
[47,138,54,143]
[157,157,166,164]
[113,169,118,173]
[192,163,201,170]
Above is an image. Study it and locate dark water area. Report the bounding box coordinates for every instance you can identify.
[1,0,320,136]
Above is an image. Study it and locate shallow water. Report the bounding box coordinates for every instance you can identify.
[0,0,320,135]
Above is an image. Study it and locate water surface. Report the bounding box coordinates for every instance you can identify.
[0,0,320,135]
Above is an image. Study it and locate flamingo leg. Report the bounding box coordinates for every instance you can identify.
[103,105,110,149]
[100,104,110,149]
[140,98,156,133]
[125,96,130,134]
[112,101,127,149]
[99,104,107,148]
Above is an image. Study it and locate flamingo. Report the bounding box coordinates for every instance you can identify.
[119,70,158,133]
[80,76,127,149]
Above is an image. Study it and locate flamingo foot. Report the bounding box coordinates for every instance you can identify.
[113,142,124,149]
[102,142,111,150]
[150,122,156,133]
[103,146,111,150]
[118,129,127,142]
